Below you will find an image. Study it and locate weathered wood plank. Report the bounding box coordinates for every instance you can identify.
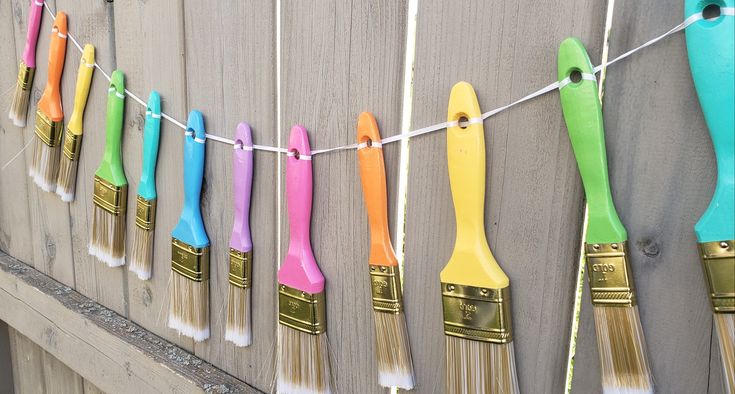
[53,0,128,314]
[42,348,85,394]
[112,0,193,351]
[571,1,724,392]
[0,0,35,265]
[0,321,15,393]
[402,1,605,392]
[280,1,407,392]
[180,1,279,389]
[84,379,105,394]
[9,327,46,394]
[0,250,258,394]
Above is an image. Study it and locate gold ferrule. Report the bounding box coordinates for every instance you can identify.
[441,283,513,344]
[34,111,64,147]
[228,249,252,288]
[62,129,82,161]
[699,240,735,313]
[134,196,156,231]
[93,176,128,216]
[171,238,210,282]
[278,284,327,335]
[585,241,636,306]
[17,62,34,91]
[369,265,403,314]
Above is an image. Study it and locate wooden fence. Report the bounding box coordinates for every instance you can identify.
[0,0,725,393]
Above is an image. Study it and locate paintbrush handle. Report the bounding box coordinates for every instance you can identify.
[685,1,735,242]
[172,110,209,248]
[442,82,507,288]
[230,122,253,252]
[138,91,161,200]
[357,112,398,267]
[279,125,324,294]
[38,12,67,122]
[95,70,127,187]
[558,38,626,244]
[22,1,44,68]
[67,44,94,136]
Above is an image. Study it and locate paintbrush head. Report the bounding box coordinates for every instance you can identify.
[592,305,653,394]
[29,110,64,192]
[89,176,128,266]
[373,310,415,389]
[714,313,734,393]
[225,248,253,347]
[445,335,519,393]
[168,270,210,342]
[277,323,333,394]
[129,226,154,280]
[55,153,79,202]
[8,62,34,127]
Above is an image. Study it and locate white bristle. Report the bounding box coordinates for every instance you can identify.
[445,335,520,393]
[225,284,252,347]
[373,310,415,389]
[277,324,333,394]
[168,270,210,342]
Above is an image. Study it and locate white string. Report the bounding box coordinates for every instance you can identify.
[30,2,729,161]
[1,137,34,171]
[558,73,597,89]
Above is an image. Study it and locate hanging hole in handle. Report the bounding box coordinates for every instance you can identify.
[569,69,583,83]
[289,148,301,160]
[234,139,244,150]
[458,116,469,129]
[365,138,374,147]
[703,3,721,20]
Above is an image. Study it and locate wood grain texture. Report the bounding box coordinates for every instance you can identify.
[42,348,85,394]
[402,1,605,393]
[112,0,192,351]
[570,1,724,392]
[0,251,258,394]
[180,1,278,389]
[0,321,15,393]
[83,379,105,394]
[0,0,34,265]
[9,327,47,394]
[280,1,407,392]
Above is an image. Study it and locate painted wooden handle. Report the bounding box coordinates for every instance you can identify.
[22,1,44,67]
[278,125,324,294]
[37,12,67,122]
[357,112,398,267]
[67,44,95,136]
[686,0,735,242]
[558,37,626,244]
[95,71,127,188]
[230,122,253,252]
[171,110,209,248]
[137,91,161,200]
[441,81,508,289]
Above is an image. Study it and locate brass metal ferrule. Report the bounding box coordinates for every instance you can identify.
[62,129,82,161]
[441,283,513,344]
[228,249,252,288]
[134,196,156,231]
[698,240,735,313]
[34,111,64,147]
[17,62,34,91]
[584,241,636,306]
[93,176,128,216]
[369,265,403,314]
[171,238,210,282]
[278,284,327,335]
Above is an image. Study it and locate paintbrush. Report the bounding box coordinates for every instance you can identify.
[356,112,415,389]
[225,122,254,347]
[56,44,95,202]
[129,91,162,280]
[685,1,734,392]
[8,0,43,127]
[89,70,128,267]
[168,110,210,342]
[276,125,333,393]
[441,82,519,393]
[28,12,67,192]
[558,37,654,394]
